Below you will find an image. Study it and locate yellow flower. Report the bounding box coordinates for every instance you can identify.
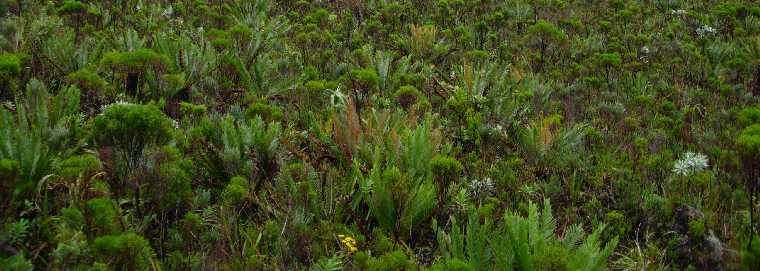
[338,234,358,253]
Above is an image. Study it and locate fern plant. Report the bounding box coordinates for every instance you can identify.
[355,120,439,240]
[494,200,618,271]
[223,0,295,97]
[198,114,283,190]
[436,210,493,271]
[518,116,587,172]
[309,254,343,271]
[405,24,451,62]
[0,79,82,203]
[400,118,437,179]
[436,200,618,271]
[153,31,218,101]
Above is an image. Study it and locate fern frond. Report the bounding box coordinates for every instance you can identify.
[540,199,557,247]
[369,166,397,233]
[567,224,619,271]
[466,210,493,271]
[399,179,436,237]
[562,224,586,250]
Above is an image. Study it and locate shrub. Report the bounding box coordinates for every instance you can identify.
[92,103,174,171]
[430,155,464,199]
[57,154,102,180]
[86,197,121,235]
[58,0,87,14]
[737,124,760,239]
[179,102,206,118]
[526,20,566,71]
[67,68,106,93]
[245,102,283,122]
[464,49,490,62]
[0,159,19,203]
[228,24,253,40]
[150,162,193,212]
[92,232,154,270]
[742,235,760,270]
[0,253,33,271]
[350,68,379,91]
[101,49,169,73]
[393,85,422,109]
[0,53,21,98]
[595,52,623,69]
[222,176,250,206]
[688,219,706,239]
[738,125,760,157]
[430,155,464,179]
[0,53,21,79]
[738,124,760,183]
[60,207,85,229]
[304,80,324,92]
[738,107,760,127]
[355,250,415,271]
[428,258,474,271]
[101,49,169,98]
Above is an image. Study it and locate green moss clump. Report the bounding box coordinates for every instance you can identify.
[371,228,395,254]
[606,210,629,236]
[211,37,233,50]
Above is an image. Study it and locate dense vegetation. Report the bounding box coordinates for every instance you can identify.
[1,0,759,270]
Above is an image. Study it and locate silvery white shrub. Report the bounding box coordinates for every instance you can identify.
[468,177,495,198]
[673,152,709,176]
[696,25,717,37]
